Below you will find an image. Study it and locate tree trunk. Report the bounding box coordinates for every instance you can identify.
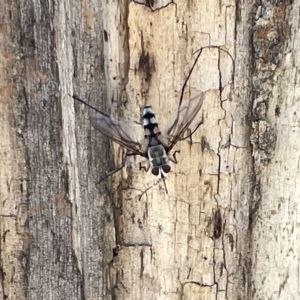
[0,0,299,299]
[250,2,300,299]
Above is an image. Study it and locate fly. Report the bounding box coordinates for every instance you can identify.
[71,93,204,181]
[70,46,233,185]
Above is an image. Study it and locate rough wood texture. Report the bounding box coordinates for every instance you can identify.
[0,1,30,299]
[104,1,248,299]
[250,2,300,299]
[1,0,299,299]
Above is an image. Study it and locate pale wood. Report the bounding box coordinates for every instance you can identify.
[1,0,300,300]
[104,1,248,299]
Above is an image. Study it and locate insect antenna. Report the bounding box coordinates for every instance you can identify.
[162,177,168,195]
[70,94,110,117]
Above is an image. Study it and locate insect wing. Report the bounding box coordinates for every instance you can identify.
[159,93,204,150]
[90,112,146,156]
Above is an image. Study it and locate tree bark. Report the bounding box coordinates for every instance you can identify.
[250,2,300,299]
[0,0,299,300]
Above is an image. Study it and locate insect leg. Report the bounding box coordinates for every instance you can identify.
[99,151,140,183]
[139,160,150,173]
[168,150,180,164]
[99,166,124,183]
[180,120,203,143]
[181,128,193,144]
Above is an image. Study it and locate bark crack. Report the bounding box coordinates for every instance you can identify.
[133,0,175,12]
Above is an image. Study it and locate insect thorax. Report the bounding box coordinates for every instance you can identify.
[147,143,168,167]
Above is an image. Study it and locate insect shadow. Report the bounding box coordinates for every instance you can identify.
[70,46,234,192]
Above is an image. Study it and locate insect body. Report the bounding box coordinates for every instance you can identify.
[142,105,170,177]
[71,46,233,183]
[72,93,204,180]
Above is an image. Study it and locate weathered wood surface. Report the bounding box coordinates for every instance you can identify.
[103,1,249,299]
[0,0,299,299]
[250,2,300,299]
